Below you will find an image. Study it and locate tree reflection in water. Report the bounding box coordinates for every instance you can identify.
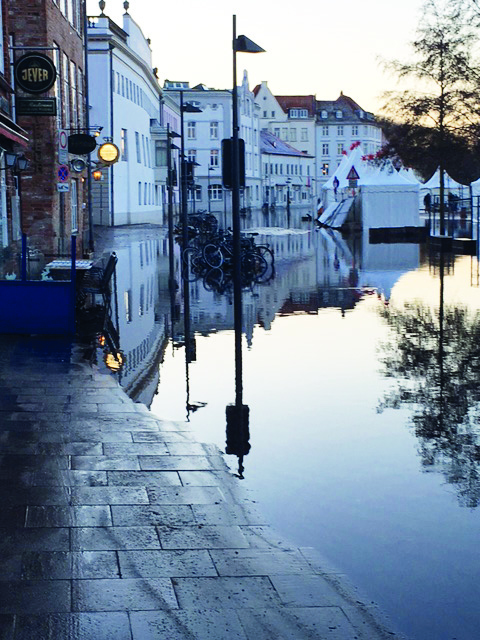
[378,298,480,508]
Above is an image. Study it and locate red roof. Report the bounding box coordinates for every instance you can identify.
[275,95,316,117]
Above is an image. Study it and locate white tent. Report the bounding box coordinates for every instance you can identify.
[421,168,467,195]
[321,145,374,206]
[359,164,421,229]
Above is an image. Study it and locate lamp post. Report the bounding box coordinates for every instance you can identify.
[207,166,214,213]
[179,92,202,266]
[229,15,264,426]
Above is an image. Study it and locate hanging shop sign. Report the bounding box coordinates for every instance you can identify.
[97,142,120,165]
[16,97,56,116]
[14,53,57,94]
[68,133,97,155]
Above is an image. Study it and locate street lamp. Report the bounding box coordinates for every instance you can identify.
[179,92,202,266]
[207,166,214,213]
[228,15,264,462]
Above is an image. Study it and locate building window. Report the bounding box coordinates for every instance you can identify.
[187,122,196,139]
[335,110,343,119]
[322,143,329,155]
[188,185,202,201]
[301,128,308,141]
[208,184,223,201]
[124,290,132,322]
[352,125,359,136]
[290,128,297,142]
[320,110,328,119]
[337,142,344,154]
[337,125,344,136]
[271,110,275,117]
[263,110,267,117]
[135,132,141,162]
[77,67,84,128]
[322,163,329,176]
[121,129,128,160]
[281,128,288,140]
[210,149,219,167]
[274,127,280,137]
[187,149,196,163]
[138,182,142,204]
[289,109,308,118]
[53,44,62,128]
[210,121,218,139]
[144,182,147,204]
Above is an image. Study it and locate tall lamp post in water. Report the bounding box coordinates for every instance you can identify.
[226,16,264,478]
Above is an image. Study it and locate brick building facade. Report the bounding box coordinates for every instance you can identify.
[8,0,88,256]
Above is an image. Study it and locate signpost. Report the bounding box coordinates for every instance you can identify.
[58,129,68,164]
[347,165,360,190]
[57,165,70,182]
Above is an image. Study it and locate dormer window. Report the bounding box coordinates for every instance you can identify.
[335,110,343,119]
[320,110,328,119]
[289,109,308,118]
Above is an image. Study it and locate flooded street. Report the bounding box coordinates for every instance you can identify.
[93,213,480,640]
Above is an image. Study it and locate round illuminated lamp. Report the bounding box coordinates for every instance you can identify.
[97,142,120,165]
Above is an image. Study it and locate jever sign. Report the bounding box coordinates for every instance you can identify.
[14,53,57,94]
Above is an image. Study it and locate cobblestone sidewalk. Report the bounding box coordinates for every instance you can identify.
[0,336,403,639]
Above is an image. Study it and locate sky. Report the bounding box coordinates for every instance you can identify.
[86,0,426,113]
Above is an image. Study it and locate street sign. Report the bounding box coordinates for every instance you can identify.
[347,165,360,181]
[14,52,57,94]
[16,97,56,116]
[57,164,70,182]
[349,179,358,189]
[58,129,68,164]
[56,183,70,192]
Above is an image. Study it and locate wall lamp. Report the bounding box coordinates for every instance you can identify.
[0,152,28,172]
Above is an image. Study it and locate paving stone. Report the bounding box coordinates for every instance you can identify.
[26,505,112,528]
[165,442,208,455]
[130,609,247,640]
[132,431,193,443]
[239,526,296,550]
[236,606,358,640]
[103,443,169,455]
[157,525,250,550]
[0,580,71,614]
[146,486,225,505]
[0,487,71,506]
[72,578,178,611]
[172,576,282,609]
[70,486,149,505]
[21,551,120,579]
[72,456,141,471]
[107,471,181,487]
[0,527,70,552]
[0,455,70,471]
[13,612,133,640]
[36,442,103,455]
[192,503,267,526]
[0,506,27,527]
[111,505,195,527]
[178,471,231,487]
[138,455,214,471]
[0,554,22,579]
[269,574,350,607]
[209,549,314,576]
[32,470,108,487]
[118,549,217,578]
[0,614,14,640]
[71,526,161,551]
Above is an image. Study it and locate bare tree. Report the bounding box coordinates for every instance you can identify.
[382,0,480,233]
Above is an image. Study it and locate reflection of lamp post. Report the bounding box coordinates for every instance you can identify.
[166,125,180,299]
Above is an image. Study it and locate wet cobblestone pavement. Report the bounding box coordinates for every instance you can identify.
[0,336,402,639]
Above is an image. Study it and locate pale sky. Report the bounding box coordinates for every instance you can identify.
[86,0,424,113]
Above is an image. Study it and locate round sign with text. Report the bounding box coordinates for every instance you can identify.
[14,53,57,94]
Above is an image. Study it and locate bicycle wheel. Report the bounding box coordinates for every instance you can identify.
[203,243,224,269]
[203,267,224,292]
[241,251,268,281]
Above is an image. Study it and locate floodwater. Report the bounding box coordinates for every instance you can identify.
[93,212,480,640]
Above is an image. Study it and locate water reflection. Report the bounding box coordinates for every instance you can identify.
[378,250,480,508]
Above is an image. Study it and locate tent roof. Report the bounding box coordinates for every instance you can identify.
[422,168,465,190]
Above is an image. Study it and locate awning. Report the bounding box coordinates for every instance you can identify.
[0,112,28,148]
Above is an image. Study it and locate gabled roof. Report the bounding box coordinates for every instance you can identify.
[317,93,376,122]
[252,84,261,97]
[275,95,316,117]
[260,130,311,157]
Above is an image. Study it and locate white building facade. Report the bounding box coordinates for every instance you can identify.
[163,71,262,218]
[87,7,164,226]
